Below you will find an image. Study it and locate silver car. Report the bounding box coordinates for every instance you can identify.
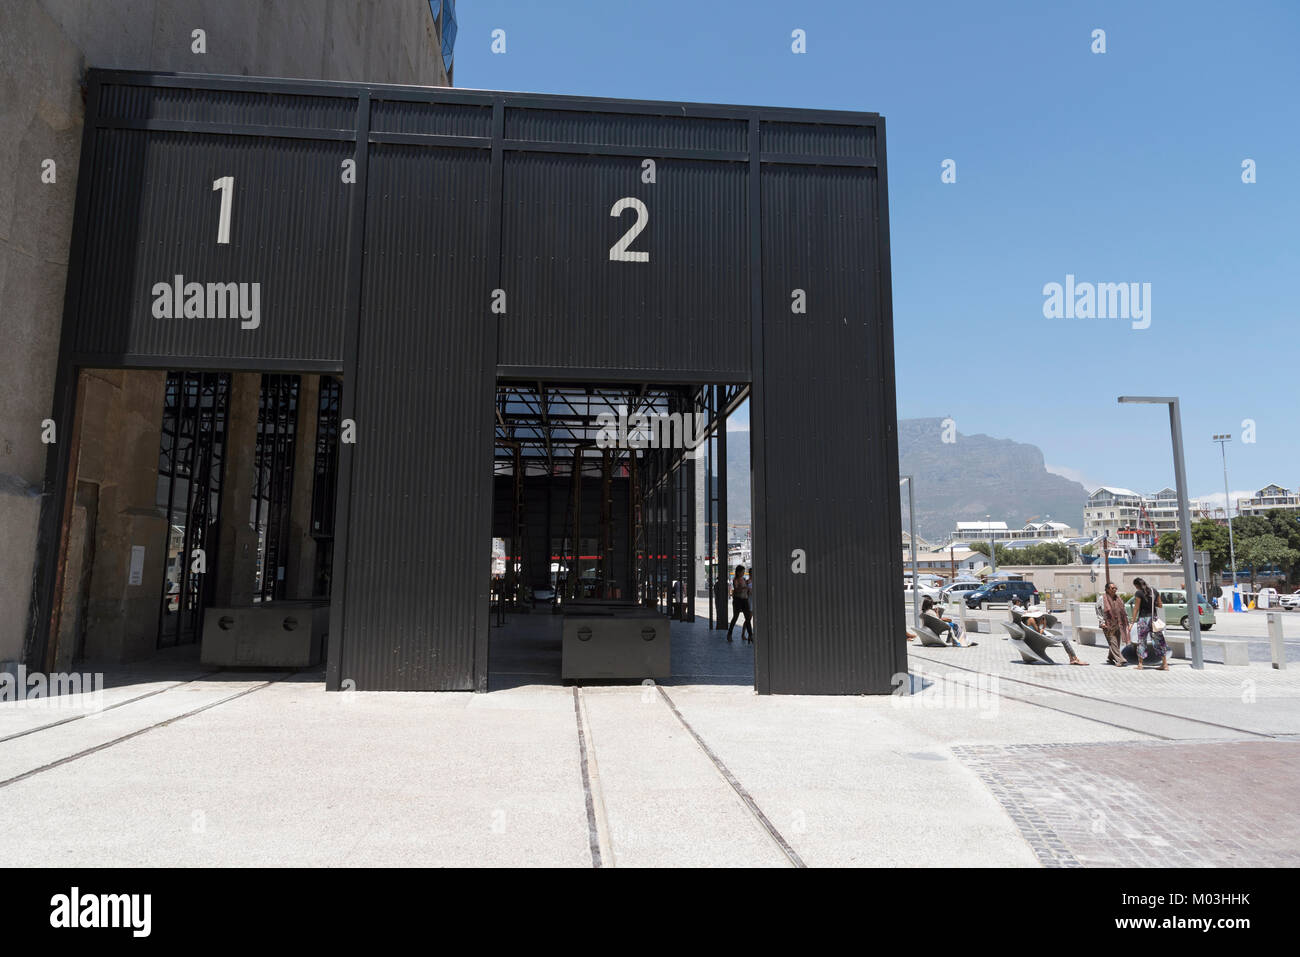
[940,581,982,603]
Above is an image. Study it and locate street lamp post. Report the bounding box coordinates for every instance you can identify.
[901,476,919,631]
[987,513,997,576]
[1213,433,1238,601]
[1118,396,1204,669]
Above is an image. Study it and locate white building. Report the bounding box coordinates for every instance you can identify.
[1237,484,1300,518]
[950,520,1079,548]
[1084,486,1184,548]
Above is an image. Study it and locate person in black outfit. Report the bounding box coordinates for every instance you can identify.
[727,564,753,643]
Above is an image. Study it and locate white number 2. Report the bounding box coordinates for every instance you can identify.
[212,175,234,244]
[608,197,649,262]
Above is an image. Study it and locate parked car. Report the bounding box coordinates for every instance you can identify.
[904,578,942,602]
[965,579,1040,610]
[940,580,982,603]
[1124,588,1215,631]
[1277,590,1300,611]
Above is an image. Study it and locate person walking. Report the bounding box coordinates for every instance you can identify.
[1099,582,1129,666]
[727,564,753,643]
[1131,577,1168,670]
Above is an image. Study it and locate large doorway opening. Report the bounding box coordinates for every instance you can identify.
[47,368,343,670]
[486,380,751,690]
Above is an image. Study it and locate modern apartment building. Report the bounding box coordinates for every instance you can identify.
[1237,484,1300,518]
[1083,486,1180,546]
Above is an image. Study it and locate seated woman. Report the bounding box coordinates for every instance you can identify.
[1018,600,1089,666]
[920,596,970,647]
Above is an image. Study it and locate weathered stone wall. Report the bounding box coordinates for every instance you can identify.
[0,1,447,668]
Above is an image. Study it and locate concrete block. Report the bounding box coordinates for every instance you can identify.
[562,611,670,681]
[201,600,327,666]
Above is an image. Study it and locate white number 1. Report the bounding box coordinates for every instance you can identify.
[608,197,649,262]
[212,176,233,244]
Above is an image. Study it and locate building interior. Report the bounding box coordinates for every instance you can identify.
[47,370,754,687]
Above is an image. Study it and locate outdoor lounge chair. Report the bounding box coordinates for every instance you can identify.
[917,619,951,647]
[1001,619,1062,664]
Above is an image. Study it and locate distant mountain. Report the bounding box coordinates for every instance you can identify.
[897,418,1089,542]
[720,418,1088,543]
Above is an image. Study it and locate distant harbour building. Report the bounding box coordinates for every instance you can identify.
[1236,484,1300,518]
[901,548,986,578]
[1083,486,1180,547]
[949,520,1079,548]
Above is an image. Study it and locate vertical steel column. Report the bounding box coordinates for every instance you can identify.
[1168,400,1204,670]
[600,448,612,598]
[715,384,729,629]
[746,114,771,690]
[474,94,508,689]
[685,406,697,622]
[569,446,582,600]
[704,386,715,628]
[510,442,523,606]
[325,90,369,691]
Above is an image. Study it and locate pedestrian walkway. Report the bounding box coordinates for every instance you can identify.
[2,624,1297,867]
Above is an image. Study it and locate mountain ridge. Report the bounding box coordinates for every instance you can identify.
[723,417,1089,542]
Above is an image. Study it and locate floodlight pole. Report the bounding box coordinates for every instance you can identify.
[902,476,919,631]
[1213,434,1238,597]
[1119,397,1204,669]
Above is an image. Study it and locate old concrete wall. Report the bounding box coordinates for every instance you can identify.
[71,370,168,661]
[998,563,1195,602]
[0,1,447,668]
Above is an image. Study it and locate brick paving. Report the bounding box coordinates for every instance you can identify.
[953,740,1300,867]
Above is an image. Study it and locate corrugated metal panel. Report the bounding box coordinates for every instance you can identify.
[760,121,876,160]
[498,152,750,378]
[98,83,356,129]
[73,128,352,363]
[51,71,900,694]
[505,108,746,152]
[370,98,491,137]
[758,163,906,694]
[339,143,493,690]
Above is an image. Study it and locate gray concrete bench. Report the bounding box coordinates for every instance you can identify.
[1067,603,1250,665]
[1076,625,1106,646]
[1068,605,1107,647]
[1164,634,1250,666]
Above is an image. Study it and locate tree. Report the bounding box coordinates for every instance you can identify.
[1081,544,1096,557]
[1263,509,1300,580]
[1153,521,1231,576]
[1238,534,1300,592]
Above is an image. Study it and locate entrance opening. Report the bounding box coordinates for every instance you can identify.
[487,380,752,690]
[47,368,343,671]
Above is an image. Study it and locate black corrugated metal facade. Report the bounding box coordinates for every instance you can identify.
[36,70,905,694]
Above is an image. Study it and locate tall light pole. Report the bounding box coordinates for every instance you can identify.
[1213,433,1238,597]
[901,476,919,631]
[1119,396,1203,669]
[987,513,997,576]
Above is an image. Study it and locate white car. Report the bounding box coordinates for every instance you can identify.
[940,581,982,603]
[1280,591,1300,611]
[904,579,943,602]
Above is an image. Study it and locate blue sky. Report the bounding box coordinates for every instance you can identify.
[454,1,1299,504]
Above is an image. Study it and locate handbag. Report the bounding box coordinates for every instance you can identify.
[1143,587,1166,633]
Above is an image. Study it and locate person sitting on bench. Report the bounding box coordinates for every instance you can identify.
[921,596,971,647]
[1015,599,1089,666]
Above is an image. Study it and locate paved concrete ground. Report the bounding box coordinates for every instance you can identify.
[3,610,1298,867]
